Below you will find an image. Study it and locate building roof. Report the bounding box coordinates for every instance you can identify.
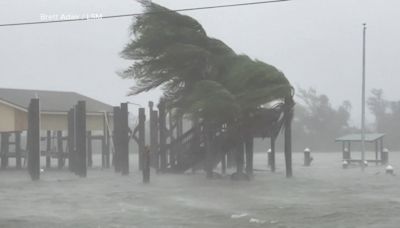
[335,133,385,142]
[0,88,113,113]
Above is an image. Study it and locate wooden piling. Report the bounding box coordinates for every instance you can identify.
[270,136,276,172]
[102,113,111,169]
[284,97,293,178]
[67,108,75,172]
[1,133,10,169]
[120,103,129,175]
[158,101,167,172]
[15,132,22,169]
[245,137,254,176]
[150,110,159,170]
[28,99,40,180]
[138,108,146,171]
[236,140,244,174]
[46,130,51,168]
[143,146,150,183]
[75,101,87,177]
[113,106,122,172]
[204,125,214,179]
[87,131,93,168]
[57,131,64,169]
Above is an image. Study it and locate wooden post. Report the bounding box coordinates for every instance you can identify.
[168,111,176,167]
[204,125,214,179]
[67,108,75,172]
[375,140,378,165]
[120,103,130,175]
[113,106,121,172]
[380,138,384,163]
[87,131,93,168]
[1,133,10,169]
[158,101,167,172]
[284,97,293,178]
[28,99,40,181]
[221,152,226,175]
[348,142,352,159]
[236,141,244,174]
[150,110,159,170]
[138,108,146,171]
[245,137,254,176]
[75,101,87,177]
[102,113,111,169]
[57,131,64,169]
[46,130,51,168]
[270,136,276,172]
[15,132,22,169]
[143,146,150,183]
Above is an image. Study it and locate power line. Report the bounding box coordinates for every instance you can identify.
[0,0,291,27]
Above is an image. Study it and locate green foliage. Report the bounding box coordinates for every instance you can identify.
[120,1,292,126]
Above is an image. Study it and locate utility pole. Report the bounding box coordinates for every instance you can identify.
[361,23,367,171]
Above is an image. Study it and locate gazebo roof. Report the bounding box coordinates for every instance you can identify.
[335,133,385,142]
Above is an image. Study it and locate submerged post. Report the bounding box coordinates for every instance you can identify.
[143,146,150,183]
[28,98,40,181]
[15,132,22,169]
[46,130,51,168]
[1,133,10,169]
[87,131,93,168]
[138,108,146,171]
[67,108,75,172]
[158,100,167,172]
[284,96,294,178]
[57,131,64,169]
[75,101,87,177]
[113,106,122,172]
[270,136,276,172]
[120,103,130,175]
[245,137,254,176]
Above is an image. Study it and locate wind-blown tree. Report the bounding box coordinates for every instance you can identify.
[120,0,292,138]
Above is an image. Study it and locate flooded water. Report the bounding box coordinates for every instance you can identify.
[0,151,399,227]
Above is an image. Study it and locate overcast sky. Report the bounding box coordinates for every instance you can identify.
[1,0,399,125]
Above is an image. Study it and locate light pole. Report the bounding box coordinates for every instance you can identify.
[361,23,367,170]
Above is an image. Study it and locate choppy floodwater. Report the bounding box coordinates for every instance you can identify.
[0,152,400,228]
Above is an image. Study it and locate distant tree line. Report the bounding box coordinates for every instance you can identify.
[254,87,400,152]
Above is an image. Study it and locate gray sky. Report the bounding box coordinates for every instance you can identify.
[0,0,399,125]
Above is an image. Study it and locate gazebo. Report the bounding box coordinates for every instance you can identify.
[335,133,386,165]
